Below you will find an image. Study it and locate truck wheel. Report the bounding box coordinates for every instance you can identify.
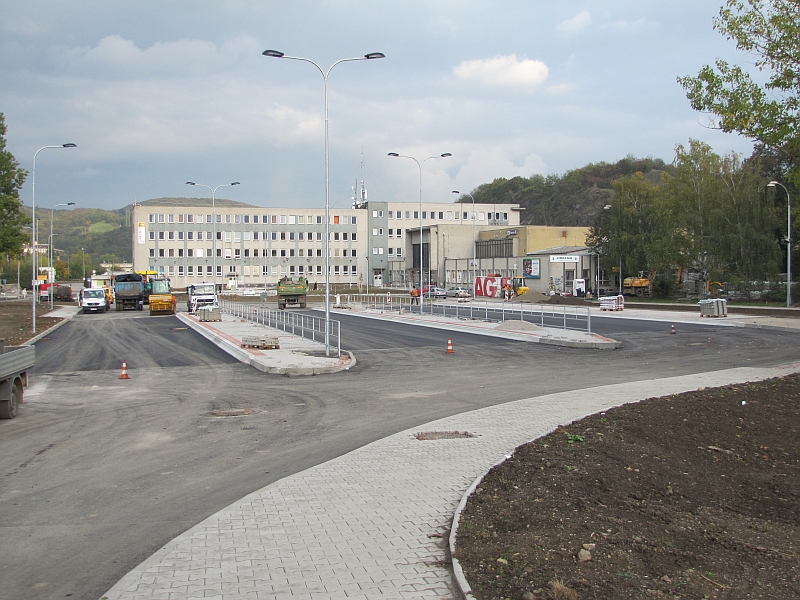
[636,288,644,297]
[116,303,121,311]
[0,380,21,419]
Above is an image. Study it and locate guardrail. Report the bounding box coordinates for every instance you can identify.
[218,300,341,357]
[337,294,591,334]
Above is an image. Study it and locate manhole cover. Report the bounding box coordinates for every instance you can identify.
[209,408,257,417]
[415,430,476,440]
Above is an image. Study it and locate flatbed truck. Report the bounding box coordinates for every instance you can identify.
[0,341,35,419]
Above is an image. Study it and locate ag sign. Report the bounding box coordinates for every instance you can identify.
[475,276,511,298]
[550,255,580,263]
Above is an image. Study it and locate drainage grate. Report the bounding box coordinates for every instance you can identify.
[415,431,476,440]
[208,408,257,417]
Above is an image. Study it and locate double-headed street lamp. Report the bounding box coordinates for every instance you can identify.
[263,49,385,356]
[387,152,451,314]
[452,190,477,297]
[768,180,792,307]
[50,202,76,308]
[186,181,240,293]
[31,143,76,333]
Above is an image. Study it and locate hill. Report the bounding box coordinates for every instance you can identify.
[456,156,674,227]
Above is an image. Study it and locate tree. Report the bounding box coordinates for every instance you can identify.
[0,113,30,255]
[678,0,800,185]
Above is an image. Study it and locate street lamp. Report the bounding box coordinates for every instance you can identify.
[50,202,76,308]
[31,143,76,333]
[452,190,477,297]
[186,181,240,294]
[263,49,385,356]
[768,181,792,307]
[388,152,451,314]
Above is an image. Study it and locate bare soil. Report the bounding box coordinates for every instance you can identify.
[0,301,63,345]
[455,375,800,599]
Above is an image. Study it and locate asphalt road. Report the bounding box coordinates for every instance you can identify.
[2,309,800,600]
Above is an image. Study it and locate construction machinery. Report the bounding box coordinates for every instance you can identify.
[0,340,35,419]
[277,276,307,309]
[511,277,530,295]
[148,278,176,315]
[187,282,216,312]
[113,273,145,311]
[622,272,651,297]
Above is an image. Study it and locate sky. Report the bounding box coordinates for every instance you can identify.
[1,1,758,213]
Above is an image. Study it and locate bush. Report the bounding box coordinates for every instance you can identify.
[652,276,676,299]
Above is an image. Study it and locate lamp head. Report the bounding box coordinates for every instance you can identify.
[62,143,77,148]
[364,52,385,60]
[262,49,285,58]
[452,190,460,194]
[604,204,612,210]
[387,152,399,157]
[230,182,240,186]
[441,153,452,158]
[67,202,76,206]
[186,181,196,186]
[767,181,778,187]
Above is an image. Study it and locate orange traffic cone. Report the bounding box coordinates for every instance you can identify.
[119,360,131,379]
[447,338,454,354]
[670,323,676,335]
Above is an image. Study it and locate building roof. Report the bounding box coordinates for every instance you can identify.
[139,197,257,208]
[526,245,589,256]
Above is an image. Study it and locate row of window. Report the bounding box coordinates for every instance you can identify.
[150,247,358,259]
[155,264,357,277]
[149,213,357,225]
[149,230,358,242]
[374,209,509,221]
[371,248,404,257]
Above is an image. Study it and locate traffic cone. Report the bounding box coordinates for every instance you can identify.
[447,338,454,354]
[670,323,676,335]
[119,360,131,379]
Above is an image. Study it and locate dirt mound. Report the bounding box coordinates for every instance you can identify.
[515,290,591,306]
[544,294,590,305]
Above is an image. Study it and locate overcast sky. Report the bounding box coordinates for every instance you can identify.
[1,1,756,212]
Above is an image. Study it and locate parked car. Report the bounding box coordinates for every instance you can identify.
[422,287,447,299]
[446,286,471,298]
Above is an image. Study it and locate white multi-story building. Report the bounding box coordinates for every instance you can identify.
[131,199,521,290]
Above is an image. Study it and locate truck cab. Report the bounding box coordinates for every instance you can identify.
[187,283,217,312]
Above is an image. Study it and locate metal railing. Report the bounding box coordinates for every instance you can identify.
[337,294,591,334]
[219,300,341,357]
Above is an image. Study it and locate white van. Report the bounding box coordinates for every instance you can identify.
[79,288,109,314]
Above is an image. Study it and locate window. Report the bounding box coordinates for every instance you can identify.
[388,248,394,257]
[280,232,286,241]
[243,266,250,276]
[158,231,165,240]
[372,210,378,217]
[316,249,322,257]
[149,248,155,257]
[216,248,221,257]
[396,248,402,257]
[289,249,295,257]
[351,249,357,257]
[298,265,304,274]
[280,215,286,224]
[334,232,340,241]
[188,266,194,276]
[343,232,348,241]
[308,231,313,240]
[225,215,231,224]
[379,228,383,235]
[298,232,304,241]
[244,215,249,224]
[271,232,277,241]
[225,232,231,242]
[168,231,175,240]
[187,231,193,240]
[178,265,185,276]
[216,265,222,276]
[372,247,378,255]
[234,249,241,259]
[446,211,453,220]
[207,215,212,223]
[289,265,295,275]
[158,214,165,223]
[178,214,184,224]
[168,214,175,223]
[178,231,184,240]
[252,248,258,257]
[388,211,393,219]
[234,232,241,243]
[149,231,155,240]
[422,211,427,219]
[158,248,165,257]
[280,249,286,257]
[244,249,250,258]
[316,216,323,224]
[334,265,340,275]
[234,214,242,224]
[351,233,357,241]
[413,211,419,219]
[298,215,304,224]
[342,249,347,257]
[289,232,295,241]
[271,249,277,257]
[333,215,339,224]
[263,215,269,223]
[262,265,269,276]
[372,228,378,236]
[463,212,468,220]
[224,248,231,259]
[351,216,357,224]
[299,249,304,257]
[271,215,278,224]
[316,232,322,241]
[207,249,213,257]
[396,211,401,219]
[396,229,402,238]
[253,215,258,224]
[253,232,259,241]
[503,212,508,220]
[148,214,155,223]
[178,249,184,257]
[479,212,485,221]
[333,248,340,257]
[379,247,384,255]
[405,211,410,219]
[316,265,322,274]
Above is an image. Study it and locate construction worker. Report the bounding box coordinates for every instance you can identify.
[410,285,420,305]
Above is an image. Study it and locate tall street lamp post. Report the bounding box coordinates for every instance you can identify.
[186,181,240,293]
[263,49,385,357]
[768,181,792,307]
[452,190,477,297]
[387,152,451,314]
[50,202,75,308]
[31,143,76,333]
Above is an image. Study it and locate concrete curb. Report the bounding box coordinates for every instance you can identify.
[175,312,355,376]
[25,307,79,345]
[331,307,622,349]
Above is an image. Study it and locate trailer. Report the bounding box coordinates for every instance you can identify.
[0,341,35,419]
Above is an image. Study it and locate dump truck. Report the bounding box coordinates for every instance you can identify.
[622,273,651,297]
[0,340,35,419]
[148,278,176,315]
[187,282,216,312]
[113,273,145,311]
[277,276,307,309]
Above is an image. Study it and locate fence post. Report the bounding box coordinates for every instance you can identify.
[587,307,591,334]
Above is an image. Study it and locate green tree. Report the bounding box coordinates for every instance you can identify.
[678,0,800,185]
[0,113,30,255]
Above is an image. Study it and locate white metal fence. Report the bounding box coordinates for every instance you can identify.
[219,300,341,357]
[337,294,592,334]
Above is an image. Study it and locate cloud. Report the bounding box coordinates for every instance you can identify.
[453,54,548,88]
[556,11,591,36]
[546,83,576,95]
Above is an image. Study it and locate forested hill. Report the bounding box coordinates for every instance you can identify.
[457,156,673,227]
